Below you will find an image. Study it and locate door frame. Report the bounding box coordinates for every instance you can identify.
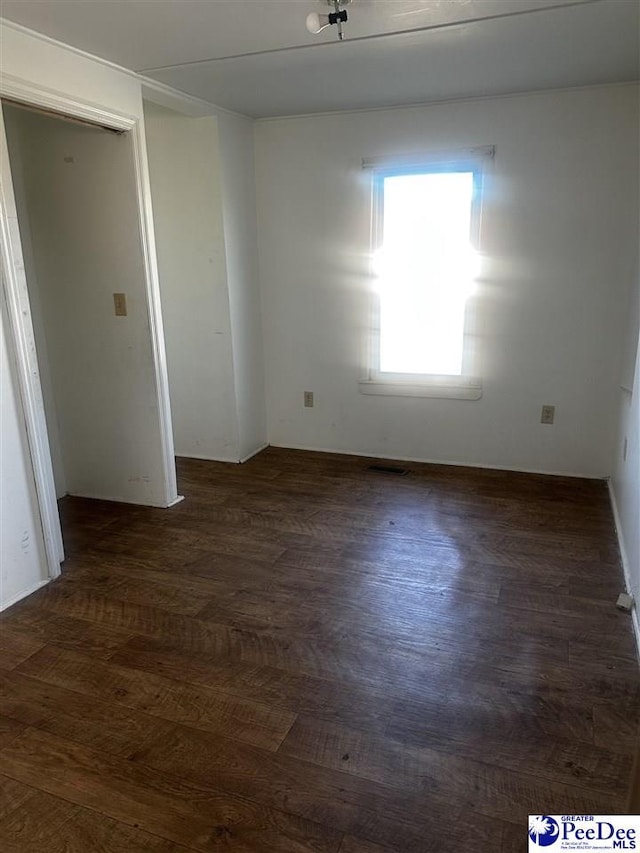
[0,73,179,579]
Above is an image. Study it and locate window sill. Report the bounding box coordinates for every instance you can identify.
[358,379,482,401]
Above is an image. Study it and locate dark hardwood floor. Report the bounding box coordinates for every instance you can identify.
[0,447,638,852]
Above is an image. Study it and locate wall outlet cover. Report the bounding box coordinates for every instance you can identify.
[616,592,634,612]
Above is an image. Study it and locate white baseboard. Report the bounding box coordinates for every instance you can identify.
[240,443,269,464]
[268,442,602,480]
[176,445,270,465]
[607,478,640,660]
[0,578,50,612]
[166,494,185,507]
[176,452,240,464]
[67,490,180,509]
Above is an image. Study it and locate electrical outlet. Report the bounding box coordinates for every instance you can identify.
[616,592,634,612]
[303,391,314,408]
[540,405,555,425]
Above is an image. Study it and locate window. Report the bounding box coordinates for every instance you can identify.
[360,149,491,399]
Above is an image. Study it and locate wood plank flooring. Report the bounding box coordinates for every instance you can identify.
[0,447,638,852]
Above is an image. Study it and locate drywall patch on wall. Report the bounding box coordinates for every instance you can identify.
[255,85,639,477]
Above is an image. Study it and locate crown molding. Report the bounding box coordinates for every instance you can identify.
[255,79,640,123]
[0,17,250,120]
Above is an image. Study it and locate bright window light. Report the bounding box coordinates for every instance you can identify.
[374,170,477,377]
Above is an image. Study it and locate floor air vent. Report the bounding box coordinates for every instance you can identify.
[367,465,409,476]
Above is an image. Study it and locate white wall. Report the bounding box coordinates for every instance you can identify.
[217,111,267,461]
[255,84,639,477]
[4,106,170,505]
[0,286,49,609]
[144,102,267,463]
[144,102,239,461]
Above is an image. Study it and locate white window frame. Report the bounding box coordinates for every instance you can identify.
[359,147,493,400]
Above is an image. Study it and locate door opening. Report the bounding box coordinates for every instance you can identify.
[1,97,178,593]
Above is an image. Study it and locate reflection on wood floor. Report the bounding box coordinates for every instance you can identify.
[0,447,638,852]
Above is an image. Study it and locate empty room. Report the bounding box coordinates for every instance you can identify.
[0,1,638,851]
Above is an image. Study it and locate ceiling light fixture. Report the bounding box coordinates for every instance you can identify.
[306,0,352,41]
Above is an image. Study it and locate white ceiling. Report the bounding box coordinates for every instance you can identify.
[2,0,638,117]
